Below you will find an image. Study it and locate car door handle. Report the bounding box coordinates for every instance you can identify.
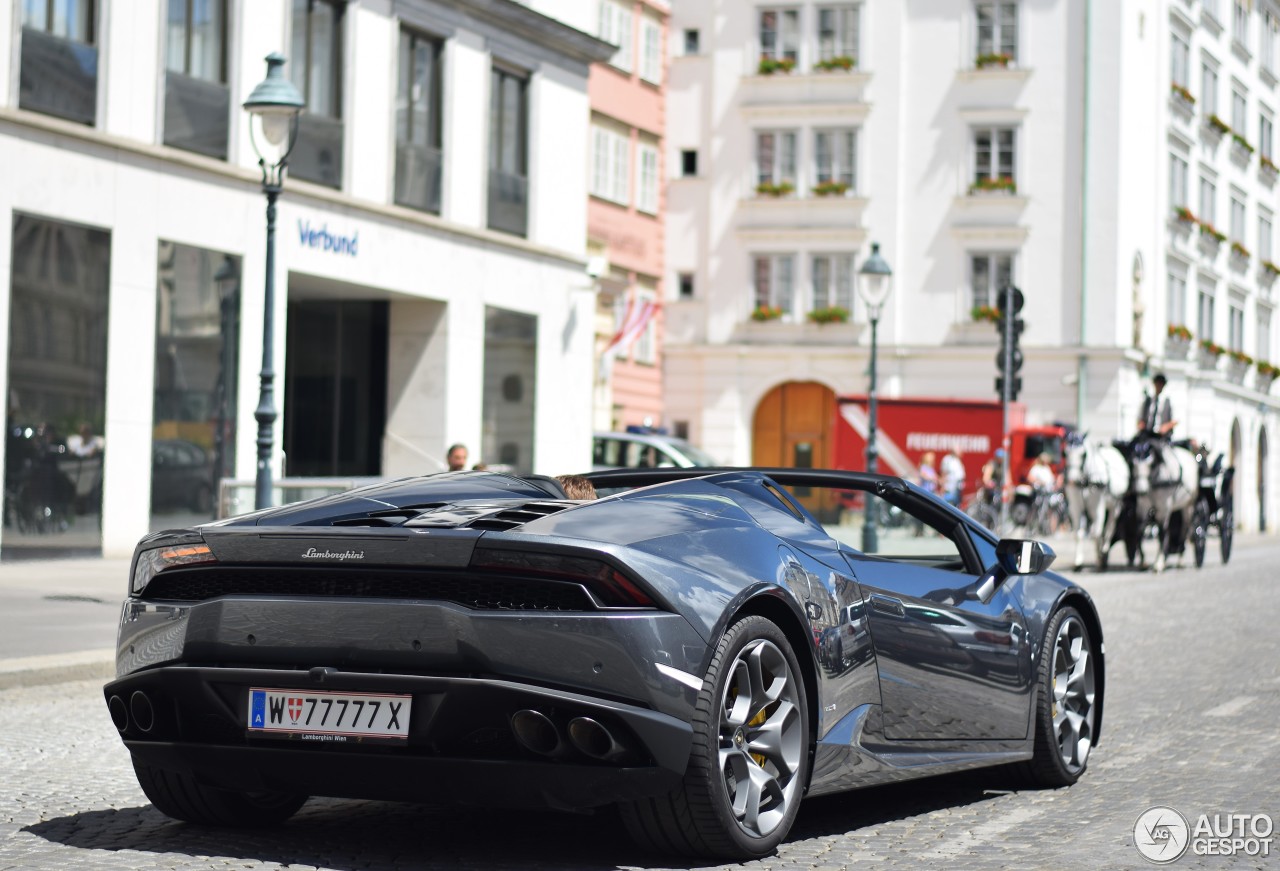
[869,594,905,617]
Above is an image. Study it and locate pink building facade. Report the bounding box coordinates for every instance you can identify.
[588,0,669,433]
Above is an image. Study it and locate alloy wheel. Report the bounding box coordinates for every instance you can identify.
[717,638,803,839]
[1050,615,1096,774]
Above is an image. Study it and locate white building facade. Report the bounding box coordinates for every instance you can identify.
[0,0,612,558]
[664,0,1280,533]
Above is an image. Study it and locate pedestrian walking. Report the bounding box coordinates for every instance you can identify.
[940,448,965,506]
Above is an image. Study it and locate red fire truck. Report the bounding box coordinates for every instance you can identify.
[833,396,1069,498]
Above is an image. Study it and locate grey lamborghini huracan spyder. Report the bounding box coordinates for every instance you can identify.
[104,467,1102,860]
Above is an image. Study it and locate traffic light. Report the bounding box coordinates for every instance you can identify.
[995,285,1024,402]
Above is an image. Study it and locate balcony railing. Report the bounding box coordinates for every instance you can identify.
[19,27,97,125]
[290,114,345,189]
[487,169,528,237]
[394,143,443,215]
[163,71,230,160]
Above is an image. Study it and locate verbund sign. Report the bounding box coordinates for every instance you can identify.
[297,219,358,257]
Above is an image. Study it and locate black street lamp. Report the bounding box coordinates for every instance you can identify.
[857,241,893,553]
[212,255,239,516]
[243,53,304,510]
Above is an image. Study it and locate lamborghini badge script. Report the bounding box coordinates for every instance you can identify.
[301,548,365,561]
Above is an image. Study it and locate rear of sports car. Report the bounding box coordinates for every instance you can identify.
[103,498,713,820]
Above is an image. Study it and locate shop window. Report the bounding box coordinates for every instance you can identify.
[164,0,230,159]
[482,308,537,474]
[153,243,241,525]
[6,214,110,555]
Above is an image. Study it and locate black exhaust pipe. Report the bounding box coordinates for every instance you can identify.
[130,691,155,733]
[568,716,625,760]
[510,709,561,756]
[108,695,128,732]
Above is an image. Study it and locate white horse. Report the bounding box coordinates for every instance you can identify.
[1063,435,1130,570]
[1130,441,1200,573]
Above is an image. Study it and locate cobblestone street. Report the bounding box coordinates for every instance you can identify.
[1,539,1276,870]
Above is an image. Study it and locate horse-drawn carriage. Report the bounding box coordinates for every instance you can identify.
[1188,450,1234,567]
[1063,433,1234,572]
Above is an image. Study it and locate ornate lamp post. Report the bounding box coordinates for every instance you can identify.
[243,53,303,510]
[858,242,893,553]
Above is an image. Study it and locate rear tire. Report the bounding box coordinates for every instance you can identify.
[1017,606,1098,787]
[1220,503,1234,564]
[619,615,809,859]
[133,758,307,827]
[1191,499,1209,568]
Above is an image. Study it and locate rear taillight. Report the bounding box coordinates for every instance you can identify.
[469,547,655,608]
[131,540,217,595]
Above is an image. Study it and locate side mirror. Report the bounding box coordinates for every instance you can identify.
[997,538,1057,575]
[974,539,1057,604]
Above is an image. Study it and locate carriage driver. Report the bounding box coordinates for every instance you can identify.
[1136,373,1178,439]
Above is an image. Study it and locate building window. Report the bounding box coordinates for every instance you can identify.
[976,2,1018,63]
[1261,111,1275,162]
[394,28,444,214]
[816,5,859,64]
[683,28,700,55]
[1230,195,1247,247]
[970,252,1014,309]
[1200,176,1217,227]
[1170,153,1189,208]
[814,128,856,192]
[1171,32,1190,89]
[640,16,662,84]
[753,254,795,315]
[1233,87,1248,135]
[163,0,229,159]
[973,127,1016,188]
[1168,270,1188,327]
[19,0,98,124]
[598,0,634,73]
[1197,282,1216,340]
[1259,306,1273,363]
[758,9,799,63]
[756,130,797,189]
[1264,11,1280,74]
[289,0,345,188]
[681,149,698,176]
[489,65,529,237]
[1202,61,1218,116]
[678,272,694,299]
[591,122,631,205]
[1229,299,1246,351]
[1234,0,1250,48]
[637,141,659,214]
[1260,211,1274,263]
[811,254,854,312]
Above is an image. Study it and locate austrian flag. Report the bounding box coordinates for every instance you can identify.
[603,295,657,355]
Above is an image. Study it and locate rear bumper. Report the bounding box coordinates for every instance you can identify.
[106,665,693,810]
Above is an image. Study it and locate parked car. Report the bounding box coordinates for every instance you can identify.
[104,466,1103,860]
[592,431,717,471]
[151,439,214,513]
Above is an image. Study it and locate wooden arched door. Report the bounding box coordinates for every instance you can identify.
[753,381,837,519]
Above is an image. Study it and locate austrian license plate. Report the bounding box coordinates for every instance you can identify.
[247,688,411,744]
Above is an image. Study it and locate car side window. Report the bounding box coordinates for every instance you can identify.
[799,486,968,572]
